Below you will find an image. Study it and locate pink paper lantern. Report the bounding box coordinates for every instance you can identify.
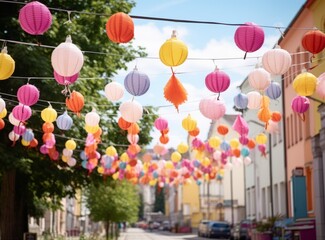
[119,100,143,123]
[12,104,32,122]
[205,68,230,93]
[316,72,325,98]
[262,45,292,75]
[291,96,310,113]
[248,68,271,91]
[54,71,79,85]
[154,117,168,131]
[19,1,52,35]
[17,83,40,106]
[234,22,265,58]
[13,125,26,135]
[199,97,226,120]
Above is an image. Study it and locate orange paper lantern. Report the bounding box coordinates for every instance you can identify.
[271,111,282,122]
[106,12,134,43]
[159,135,169,144]
[128,123,140,135]
[217,124,229,136]
[66,91,84,116]
[189,127,200,137]
[118,117,131,130]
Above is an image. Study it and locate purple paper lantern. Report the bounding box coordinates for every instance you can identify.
[124,67,150,96]
[265,82,282,100]
[12,104,32,122]
[17,83,40,106]
[54,71,79,85]
[234,93,248,109]
[291,96,310,113]
[22,129,34,141]
[19,1,52,35]
[205,68,230,93]
[234,22,265,58]
[56,111,73,130]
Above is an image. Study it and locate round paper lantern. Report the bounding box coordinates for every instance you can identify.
[29,138,38,148]
[124,67,150,96]
[159,30,188,67]
[229,138,240,149]
[293,72,317,96]
[239,136,249,145]
[266,120,279,134]
[56,111,73,130]
[105,82,124,102]
[85,110,100,126]
[220,141,231,152]
[17,83,39,106]
[127,123,140,135]
[234,93,248,109]
[51,36,84,77]
[199,97,226,120]
[205,68,230,93]
[9,131,20,142]
[0,97,5,113]
[22,129,34,142]
[18,1,52,35]
[265,81,282,100]
[262,45,292,75]
[106,12,134,43]
[106,146,117,156]
[217,124,229,136]
[0,118,5,130]
[302,29,325,55]
[189,127,200,137]
[247,91,262,109]
[127,134,139,144]
[159,135,169,144]
[177,142,189,154]
[66,91,84,116]
[291,96,310,114]
[248,68,271,91]
[0,108,7,118]
[256,133,267,144]
[244,157,252,165]
[247,139,256,149]
[84,124,99,134]
[171,151,182,163]
[234,22,265,57]
[41,105,57,123]
[12,104,32,122]
[316,72,325,98]
[14,125,26,135]
[241,147,250,157]
[182,114,197,132]
[271,111,282,122]
[42,122,54,133]
[209,136,221,148]
[0,47,15,80]
[21,139,30,147]
[9,112,20,126]
[65,139,76,150]
[119,100,143,123]
[54,71,78,85]
[154,117,168,131]
[118,117,131,130]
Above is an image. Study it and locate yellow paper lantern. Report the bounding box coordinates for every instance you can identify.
[202,157,211,167]
[21,139,30,146]
[120,152,129,162]
[171,151,182,162]
[209,136,221,148]
[260,95,270,108]
[0,47,15,80]
[182,114,197,132]
[229,138,240,149]
[159,30,188,67]
[84,124,100,134]
[165,161,174,169]
[105,146,117,156]
[112,172,119,180]
[0,108,7,118]
[177,142,189,154]
[65,139,76,150]
[256,133,267,144]
[61,155,69,162]
[41,105,57,123]
[149,179,157,186]
[293,72,317,96]
[195,150,204,160]
[97,166,104,174]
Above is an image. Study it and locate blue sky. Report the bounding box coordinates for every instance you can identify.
[115,0,306,148]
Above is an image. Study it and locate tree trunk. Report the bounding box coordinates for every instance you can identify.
[0,169,29,240]
[105,221,110,240]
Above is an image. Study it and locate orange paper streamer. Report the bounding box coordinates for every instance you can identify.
[164,74,187,111]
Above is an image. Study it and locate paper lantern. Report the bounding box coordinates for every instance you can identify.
[239,136,249,145]
[119,100,143,123]
[12,104,32,122]
[199,97,226,120]
[159,135,169,144]
[229,138,240,149]
[291,96,310,114]
[302,29,325,55]
[29,138,38,148]
[85,109,100,126]
[209,136,221,148]
[234,22,265,58]
[189,127,200,137]
[0,97,5,113]
[256,133,267,144]
[51,36,84,77]
[205,68,230,93]
[9,112,20,126]
[258,107,272,124]
[42,122,54,133]
[241,147,250,157]
[171,151,182,163]
[54,71,78,85]
[265,82,282,100]
[316,72,325,98]
[0,118,5,130]
[106,146,117,156]
[247,139,256,149]
[21,139,30,147]
[220,141,231,152]
[262,45,292,75]
[56,111,73,130]
[182,114,197,132]
[41,105,57,123]
[104,82,124,102]
[13,125,26,135]
[293,72,317,96]
[266,120,279,134]
[271,111,282,122]
[159,30,188,67]
[0,47,15,80]
[118,117,131,130]
[164,73,188,110]
[9,131,20,142]
[22,129,34,141]
[65,139,76,150]
[0,108,7,118]
[124,67,150,96]
[127,134,139,144]
[127,123,140,135]
[248,68,271,91]
[84,124,99,134]
[247,91,262,109]
[234,93,248,109]
[154,117,168,131]
[217,124,229,136]
[106,12,134,43]
[244,157,252,165]
[18,1,52,35]
[17,83,39,106]
[177,142,189,154]
[66,91,84,116]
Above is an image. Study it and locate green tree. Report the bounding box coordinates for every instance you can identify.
[153,185,165,214]
[85,180,140,240]
[0,1,157,239]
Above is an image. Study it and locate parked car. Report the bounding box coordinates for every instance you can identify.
[231,224,240,240]
[198,219,210,237]
[160,220,171,231]
[239,219,254,240]
[206,221,231,239]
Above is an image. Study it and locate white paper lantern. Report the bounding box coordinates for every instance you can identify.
[119,100,143,123]
[51,36,84,77]
[56,111,73,130]
[266,120,279,134]
[247,91,262,109]
[127,134,139,144]
[9,130,20,141]
[67,157,77,167]
[62,148,73,157]
[85,109,100,126]
[262,45,292,75]
[9,112,21,126]
[244,157,252,165]
[248,68,271,91]
[0,97,5,113]
[105,82,124,101]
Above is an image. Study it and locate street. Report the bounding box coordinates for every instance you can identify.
[118,228,208,240]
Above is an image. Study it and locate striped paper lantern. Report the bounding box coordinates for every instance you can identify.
[105,12,134,43]
[124,68,150,96]
[12,104,32,122]
[265,82,282,100]
[17,83,40,106]
[205,68,230,93]
[291,96,310,114]
[56,111,73,130]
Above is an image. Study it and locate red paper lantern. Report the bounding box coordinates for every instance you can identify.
[217,124,229,136]
[66,91,84,116]
[106,12,134,43]
[302,29,325,55]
